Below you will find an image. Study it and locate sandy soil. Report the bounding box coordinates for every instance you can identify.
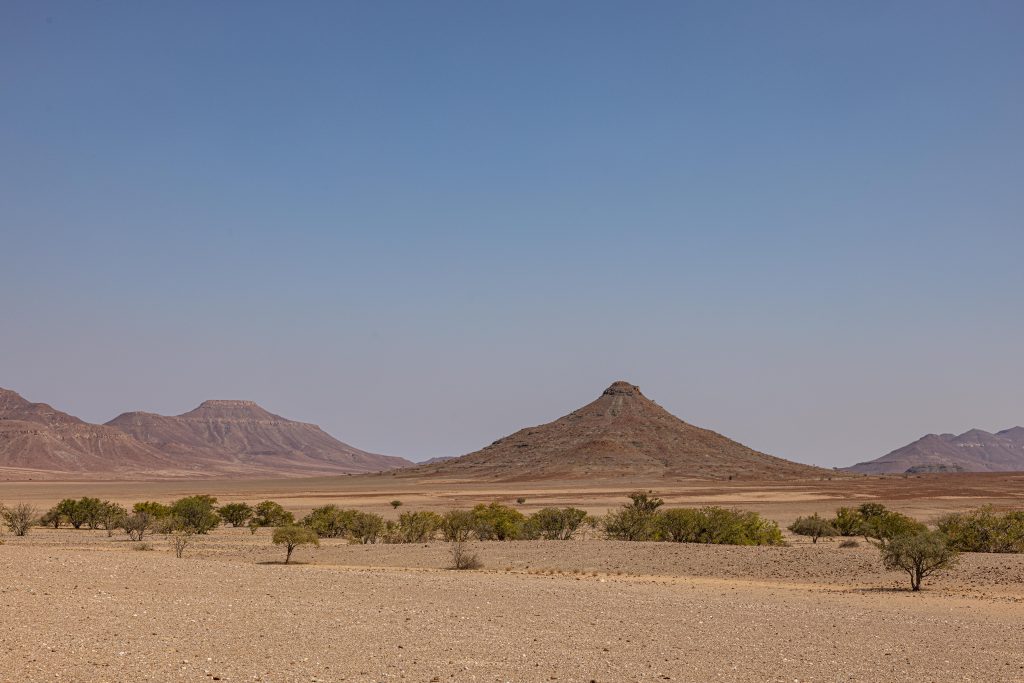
[1,474,1023,682]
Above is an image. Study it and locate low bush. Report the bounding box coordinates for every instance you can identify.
[603,492,664,541]
[522,507,588,540]
[441,509,477,542]
[788,514,838,544]
[2,503,37,536]
[605,497,784,546]
[936,506,1024,553]
[169,495,220,534]
[449,539,482,570]
[251,500,295,529]
[218,502,254,527]
[133,501,171,519]
[471,503,525,541]
[121,511,152,541]
[300,506,385,544]
[383,510,443,543]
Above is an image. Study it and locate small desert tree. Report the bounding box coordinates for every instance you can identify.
[272,525,319,564]
[788,514,839,544]
[218,502,254,528]
[882,531,958,591]
[169,495,220,534]
[3,503,37,536]
[861,510,926,548]
[98,501,128,537]
[390,500,403,510]
[77,497,104,530]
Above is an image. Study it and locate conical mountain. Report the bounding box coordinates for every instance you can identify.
[107,399,411,475]
[408,381,824,481]
[0,388,176,476]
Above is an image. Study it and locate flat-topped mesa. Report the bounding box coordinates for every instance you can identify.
[602,381,643,397]
[179,399,282,422]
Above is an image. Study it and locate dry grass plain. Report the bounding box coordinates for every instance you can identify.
[1,472,1023,682]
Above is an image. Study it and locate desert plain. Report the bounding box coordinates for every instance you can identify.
[1,472,1023,683]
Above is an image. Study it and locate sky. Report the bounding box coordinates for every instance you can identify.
[2,2,1022,467]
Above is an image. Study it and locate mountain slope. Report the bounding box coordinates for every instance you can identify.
[0,388,176,474]
[848,427,1024,474]
[403,381,825,481]
[107,400,411,475]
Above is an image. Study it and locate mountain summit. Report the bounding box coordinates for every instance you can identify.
[106,400,411,475]
[407,381,823,481]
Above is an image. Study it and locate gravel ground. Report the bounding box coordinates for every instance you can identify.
[1,531,1023,682]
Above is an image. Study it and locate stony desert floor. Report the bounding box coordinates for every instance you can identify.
[1,473,1023,682]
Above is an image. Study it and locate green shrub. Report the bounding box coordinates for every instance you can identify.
[441,509,477,542]
[169,495,220,534]
[133,501,171,519]
[523,507,588,540]
[56,499,86,529]
[471,503,525,540]
[936,506,1024,553]
[301,505,351,538]
[603,492,665,541]
[388,511,443,543]
[788,514,838,543]
[299,506,385,544]
[97,501,128,537]
[648,506,783,546]
[882,531,958,591]
[349,511,385,544]
[251,500,295,528]
[218,502,254,527]
[831,507,864,536]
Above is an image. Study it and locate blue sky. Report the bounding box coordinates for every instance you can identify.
[2,2,1022,466]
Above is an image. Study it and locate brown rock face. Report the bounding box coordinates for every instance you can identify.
[106,400,411,475]
[847,427,1024,474]
[0,387,410,479]
[406,381,825,481]
[0,389,176,475]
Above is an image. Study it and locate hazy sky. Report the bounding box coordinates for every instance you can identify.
[2,2,1022,467]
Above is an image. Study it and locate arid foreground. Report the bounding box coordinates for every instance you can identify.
[1,473,1023,682]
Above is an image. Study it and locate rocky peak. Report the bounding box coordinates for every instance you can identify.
[602,381,643,397]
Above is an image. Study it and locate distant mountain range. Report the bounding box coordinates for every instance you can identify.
[404,381,826,481]
[848,427,1024,474]
[0,388,410,479]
